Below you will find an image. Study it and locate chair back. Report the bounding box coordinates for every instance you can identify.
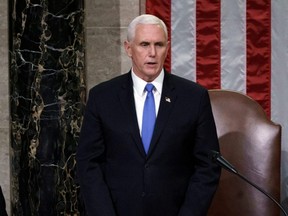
[207,89,281,216]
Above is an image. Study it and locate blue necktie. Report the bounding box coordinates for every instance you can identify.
[142,83,156,154]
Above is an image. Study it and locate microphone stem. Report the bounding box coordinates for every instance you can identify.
[235,171,288,216]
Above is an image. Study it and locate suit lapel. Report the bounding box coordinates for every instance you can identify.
[118,72,147,157]
[147,73,177,156]
[118,72,178,157]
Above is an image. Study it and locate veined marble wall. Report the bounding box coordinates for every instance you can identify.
[9,0,86,215]
[0,0,10,214]
[2,0,144,215]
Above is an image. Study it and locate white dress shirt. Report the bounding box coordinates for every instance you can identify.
[131,69,164,134]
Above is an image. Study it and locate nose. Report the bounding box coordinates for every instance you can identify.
[149,45,156,57]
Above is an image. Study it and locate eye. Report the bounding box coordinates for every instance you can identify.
[140,42,149,47]
[155,42,164,47]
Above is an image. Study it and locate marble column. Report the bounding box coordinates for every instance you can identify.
[9,0,85,215]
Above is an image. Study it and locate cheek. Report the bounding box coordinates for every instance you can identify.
[159,52,168,60]
[133,52,145,62]
[133,56,144,66]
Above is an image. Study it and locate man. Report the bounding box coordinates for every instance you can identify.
[76,14,221,216]
[0,186,8,216]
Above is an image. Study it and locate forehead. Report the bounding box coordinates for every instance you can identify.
[134,24,167,41]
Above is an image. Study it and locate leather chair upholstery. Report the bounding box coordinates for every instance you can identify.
[207,89,281,216]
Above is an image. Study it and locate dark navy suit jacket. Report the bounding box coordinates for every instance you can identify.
[0,186,7,216]
[76,71,221,216]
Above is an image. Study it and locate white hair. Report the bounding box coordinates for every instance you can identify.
[127,14,168,42]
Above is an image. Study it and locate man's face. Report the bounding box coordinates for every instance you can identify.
[124,24,169,82]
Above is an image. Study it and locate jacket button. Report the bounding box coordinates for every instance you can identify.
[141,192,146,197]
[145,164,149,169]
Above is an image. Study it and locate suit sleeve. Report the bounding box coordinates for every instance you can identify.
[178,90,221,216]
[76,88,117,216]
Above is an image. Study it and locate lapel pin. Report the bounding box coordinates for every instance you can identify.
[165,97,171,103]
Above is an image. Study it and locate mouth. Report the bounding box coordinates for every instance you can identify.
[146,62,157,66]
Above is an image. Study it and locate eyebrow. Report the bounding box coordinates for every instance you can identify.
[139,41,166,46]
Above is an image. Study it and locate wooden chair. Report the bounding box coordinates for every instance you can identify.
[207,89,281,216]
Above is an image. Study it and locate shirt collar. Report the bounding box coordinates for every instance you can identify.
[131,69,164,96]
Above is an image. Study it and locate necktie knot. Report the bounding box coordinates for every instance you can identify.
[145,83,154,93]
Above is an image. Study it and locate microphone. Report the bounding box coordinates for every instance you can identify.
[209,150,288,216]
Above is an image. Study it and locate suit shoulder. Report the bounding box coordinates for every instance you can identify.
[89,73,130,95]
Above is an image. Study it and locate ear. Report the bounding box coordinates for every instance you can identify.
[165,40,170,58]
[124,40,132,57]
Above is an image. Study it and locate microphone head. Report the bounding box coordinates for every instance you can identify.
[209,150,221,162]
[209,150,238,174]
